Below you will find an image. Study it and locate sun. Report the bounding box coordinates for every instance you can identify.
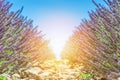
[49,37,66,60]
[39,10,78,60]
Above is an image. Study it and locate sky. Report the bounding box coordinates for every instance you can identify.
[9,0,106,60]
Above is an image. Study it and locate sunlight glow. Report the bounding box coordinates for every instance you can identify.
[39,11,79,60]
[49,37,66,60]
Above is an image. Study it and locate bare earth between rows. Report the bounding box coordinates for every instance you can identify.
[7,59,85,80]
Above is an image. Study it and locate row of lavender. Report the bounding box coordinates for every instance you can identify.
[0,0,55,75]
[61,0,120,79]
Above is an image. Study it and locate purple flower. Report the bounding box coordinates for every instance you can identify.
[118,60,120,64]
[0,34,3,39]
[0,45,3,50]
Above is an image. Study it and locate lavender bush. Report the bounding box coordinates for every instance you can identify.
[0,0,55,75]
[61,0,120,79]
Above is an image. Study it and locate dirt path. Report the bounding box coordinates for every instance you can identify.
[9,59,84,80]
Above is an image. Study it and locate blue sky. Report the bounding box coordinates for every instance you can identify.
[10,0,106,24]
[9,0,106,59]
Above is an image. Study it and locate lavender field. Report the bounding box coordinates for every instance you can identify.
[0,0,120,80]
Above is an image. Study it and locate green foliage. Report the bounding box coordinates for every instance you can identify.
[0,75,6,80]
[80,73,93,80]
[4,49,13,55]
